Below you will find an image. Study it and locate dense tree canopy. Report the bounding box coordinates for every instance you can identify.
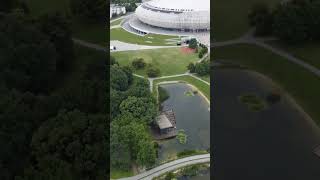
[70,0,106,22]
[110,59,158,171]
[0,4,107,180]
[0,11,57,93]
[0,0,29,13]
[120,96,157,124]
[110,115,156,169]
[249,0,320,43]
[111,65,129,91]
[24,110,107,180]
[37,13,75,73]
[248,3,274,36]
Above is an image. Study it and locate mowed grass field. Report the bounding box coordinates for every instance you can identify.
[214,44,320,125]
[111,48,199,76]
[26,0,106,45]
[212,0,281,41]
[268,41,320,69]
[153,75,210,100]
[110,28,179,46]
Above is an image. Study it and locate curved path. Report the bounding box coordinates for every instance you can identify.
[72,38,106,52]
[118,154,210,180]
[133,72,210,92]
[211,29,320,78]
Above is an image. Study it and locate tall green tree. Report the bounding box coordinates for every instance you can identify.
[70,0,106,22]
[119,96,157,124]
[28,110,107,180]
[111,65,129,91]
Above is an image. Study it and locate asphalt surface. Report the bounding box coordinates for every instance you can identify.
[119,154,210,180]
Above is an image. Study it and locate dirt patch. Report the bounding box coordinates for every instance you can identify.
[180,47,196,54]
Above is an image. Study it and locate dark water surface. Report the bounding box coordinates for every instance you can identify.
[157,83,210,162]
[212,69,320,180]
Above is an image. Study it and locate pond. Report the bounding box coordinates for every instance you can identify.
[157,83,210,162]
[212,69,320,180]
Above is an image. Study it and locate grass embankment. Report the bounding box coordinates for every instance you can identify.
[112,48,198,76]
[110,169,134,179]
[268,41,320,69]
[196,75,210,83]
[158,86,170,103]
[27,0,106,45]
[153,75,210,100]
[110,28,179,46]
[212,0,281,41]
[153,163,210,180]
[177,150,208,159]
[214,44,320,124]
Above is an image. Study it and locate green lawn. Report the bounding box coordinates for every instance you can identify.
[110,19,123,26]
[196,75,210,83]
[268,41,320,69]
[27,0,106,45]
[214,44,320,125]
[153,75,210,100]
[110,28,179,46]
[110,169,134,179]
[111,48,199,77]
[212,0,281,41]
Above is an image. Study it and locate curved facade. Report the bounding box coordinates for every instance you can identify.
[135,0,210,31]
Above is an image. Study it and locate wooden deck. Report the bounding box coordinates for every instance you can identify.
[152,109,177,140]
[163,109,176,128]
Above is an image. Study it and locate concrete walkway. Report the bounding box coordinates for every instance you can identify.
[118,154,210,180]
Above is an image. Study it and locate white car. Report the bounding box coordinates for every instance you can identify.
[110,46,116,51]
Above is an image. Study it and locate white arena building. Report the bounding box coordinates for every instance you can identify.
[135,0,210,31]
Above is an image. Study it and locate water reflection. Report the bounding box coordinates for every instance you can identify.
[157,83,210,162]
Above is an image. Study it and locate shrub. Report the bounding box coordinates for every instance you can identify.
[165,172,176,180]
[194,61,210,76]
[198,51,204,58]
[187,63,195,73]
[188,38,198,49]
[132,58,146,69]
[146,65,160,77]
[248,3,273,36]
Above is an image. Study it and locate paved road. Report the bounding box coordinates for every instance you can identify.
[118,154,210,180]
[110,40,179,52]
[72,38,106,52]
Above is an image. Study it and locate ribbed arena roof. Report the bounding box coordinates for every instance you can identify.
[145,0,209,12]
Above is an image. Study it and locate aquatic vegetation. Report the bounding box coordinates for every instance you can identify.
[177,129,187,144]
